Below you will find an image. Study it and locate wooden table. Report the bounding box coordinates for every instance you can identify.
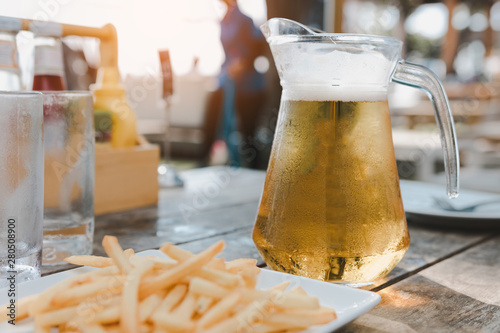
[44,166,500,332]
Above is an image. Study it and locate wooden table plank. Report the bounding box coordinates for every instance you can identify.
[343,234,500,333]
[91,201,259,255]
[158,166,265,218]
[368,224,491,291]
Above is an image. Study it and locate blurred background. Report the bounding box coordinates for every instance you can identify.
[3,0,500,191]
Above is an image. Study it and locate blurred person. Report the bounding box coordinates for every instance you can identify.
[206,0,268,168]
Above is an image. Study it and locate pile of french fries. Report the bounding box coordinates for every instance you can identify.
[3,236,337,332]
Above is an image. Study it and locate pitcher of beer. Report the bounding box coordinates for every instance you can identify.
[253,18,459,285]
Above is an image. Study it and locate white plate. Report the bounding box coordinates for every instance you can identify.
[0,250,380,333]
[401,180,500,228]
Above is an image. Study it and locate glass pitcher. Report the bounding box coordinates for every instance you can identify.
[253,18,459,285]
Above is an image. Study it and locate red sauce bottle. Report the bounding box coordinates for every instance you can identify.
[32,36,67,119]
[32,36,67,91]
[32,74,65,91]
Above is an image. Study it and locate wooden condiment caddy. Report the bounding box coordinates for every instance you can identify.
[95,142,159,215]
[12,16,161,214]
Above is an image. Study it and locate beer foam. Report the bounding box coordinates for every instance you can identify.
[283,87,387,102]
[271,43,398,102]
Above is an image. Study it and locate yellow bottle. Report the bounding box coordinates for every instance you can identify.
[92,66,137,148]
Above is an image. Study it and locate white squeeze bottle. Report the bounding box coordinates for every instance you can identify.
[0,16,22,90]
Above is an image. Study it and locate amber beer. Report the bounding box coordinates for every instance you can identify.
[253,92,410,284]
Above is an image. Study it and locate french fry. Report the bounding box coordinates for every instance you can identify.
[16,295,36,322]
[152,284,188,318]
[138,293,163,322]
[152,312,195,332]
[160,244,228,274]
[226,258,258,270]
[239,266,261,288]
[159,243,191,261]
[52,276,122,307]
[123,248,135,258]
[140,323,152,333]
[202,316,239,333]
[269,281,291,292]
[79,323,109,333]
[204,293,275,333]
[172,291,197,320]
[272,292,320,310]
[189,277,231,299]
[320,305,338,316]
[239,282,290,303]
[140,241,224,297]
[29,267,114,316]
[130,255,176,270]
[0,294,35,323]
[91,305,120,325]
[102,324,120,333]
[35,305,79,327]
[194,295,214,316]
[120,261,154,333]
[79,293,121,319]
[64,255,114,268]
[59,322,81,333]
[251,322,307,333]
[138,255,175,263]
[197,290,241,329]
[206,258,226,271]
[290,285,308,296]
[34,323,51,333]
[195,266,241,288]
[102,236,132,274]
[240,289,272,303]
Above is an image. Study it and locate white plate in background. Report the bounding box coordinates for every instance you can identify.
[401,180,500,228]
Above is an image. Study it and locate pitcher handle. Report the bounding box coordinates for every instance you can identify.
[392,60,459,198]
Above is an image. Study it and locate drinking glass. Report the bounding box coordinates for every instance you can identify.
[42,91,94,265]
[0,91,44,286]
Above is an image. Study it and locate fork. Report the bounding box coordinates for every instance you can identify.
[433,196,500,212]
